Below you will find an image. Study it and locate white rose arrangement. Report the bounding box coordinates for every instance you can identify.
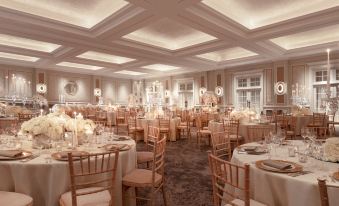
[20,113,65,140]
[230,108,256,123]
[65,116,96,134]
[323,137,339,162]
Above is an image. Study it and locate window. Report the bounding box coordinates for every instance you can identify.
[235,76,261,110]
[238,78,247,87]
[336,69,339,80]
[186,83,193,91]
[250,77,260,86]
[179,83,185,91]
[315,71,327,82]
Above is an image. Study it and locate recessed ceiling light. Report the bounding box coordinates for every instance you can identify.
[0,51,39,62]
[77,51,135,64]
[0,34,61,52]
[196,47,257,62]
[56,62,103,70]
[142,64,180,71]
[115,70,147,76]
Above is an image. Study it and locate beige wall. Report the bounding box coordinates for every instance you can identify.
[0,65,132,104]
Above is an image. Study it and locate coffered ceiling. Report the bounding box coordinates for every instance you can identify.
[0,0,338,79]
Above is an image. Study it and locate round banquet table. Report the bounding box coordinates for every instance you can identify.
[208,121,275,143]
[0,136,136,206]
[231,141,339,206]
[136,117,180,142]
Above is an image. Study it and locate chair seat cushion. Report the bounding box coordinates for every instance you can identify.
[224,198,266,206]
[123,169,162,187]
[137,151,153,164]
[0,191,33,206]
[60,187,111,206]
[203,126,209,130]
[286,131,295,135]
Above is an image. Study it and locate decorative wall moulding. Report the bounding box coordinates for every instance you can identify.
[274,81,287,95]
[64,81,78,96]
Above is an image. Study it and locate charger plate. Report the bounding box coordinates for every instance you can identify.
[255,160,303,173]
[51,151,89,161]
[0,150,32,160]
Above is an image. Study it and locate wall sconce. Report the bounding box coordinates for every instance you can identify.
[164,90,170,98]
[36,83,47,94]
[215,86,224,97]
[199,87,207,97]
[94,88,102,97]
[274,82,287,95]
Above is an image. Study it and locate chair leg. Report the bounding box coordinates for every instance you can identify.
[162,185,168,206]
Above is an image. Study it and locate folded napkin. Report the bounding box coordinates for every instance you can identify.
[105,144,128,151]
[0,150,23,158]
[242,146,257,152]
[263,160,292,170]
[58,151,85,158]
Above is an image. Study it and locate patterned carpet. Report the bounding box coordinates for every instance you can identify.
[136,138,214,206]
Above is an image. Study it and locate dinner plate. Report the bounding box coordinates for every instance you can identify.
[51,151,89,161]
[103,144,131,151]
[0,150,33,160]
[255,160,303,173]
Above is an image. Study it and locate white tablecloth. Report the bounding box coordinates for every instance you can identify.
[0,139,136,206]
[231,141,339,206]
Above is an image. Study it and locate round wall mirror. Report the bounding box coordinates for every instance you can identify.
[64,81,78,96]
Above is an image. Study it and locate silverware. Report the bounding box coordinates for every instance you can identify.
[20,154,39,163]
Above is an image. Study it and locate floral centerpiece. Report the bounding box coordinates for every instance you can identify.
[20,113,67,148]
[32,94,48,107]
[230,108,256,124]
[323,137,339,162]
[202,91,218,106]
[65,114,96,144]
[291,105,312,116]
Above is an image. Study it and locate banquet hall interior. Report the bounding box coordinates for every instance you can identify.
[0,0,339,206]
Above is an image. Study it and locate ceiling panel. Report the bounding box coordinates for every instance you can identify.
[123,18,217,50]
[56,62,103,70]
[196,47,258,62]
[0,0,129,28]
[270,24,339,50]
[0,51,39,62]
[77,51,135,64]
[202,0,339,29]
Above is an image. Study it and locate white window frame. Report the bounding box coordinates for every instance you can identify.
[233,71,263,111]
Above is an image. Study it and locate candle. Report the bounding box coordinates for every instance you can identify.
[40,109,43,116]
[327,48,330,87]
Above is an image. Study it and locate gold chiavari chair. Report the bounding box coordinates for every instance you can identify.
[0,191,33,206]
[115,110,128,135]
[247,125,272,143]
[224,119,244,148]
[59,150,120,206]
[137,126,160,168]
[307,113,328,139]
[196,116,211,146]
[176,113,191,141]
[211,131,232,160]
[285,115,297,139]
[123,136,168,206]
[208,153,266,206]
[327,111,339,135]
[318,178,339,206]
[157,117,170,139]
[127,116,144,140]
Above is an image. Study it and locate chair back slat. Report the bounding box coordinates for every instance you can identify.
[211,131,232,160]
[152,136,166,184]
[247,125,272,142]
[67,150,119,206]
[317,178,339,206]
[208,154,250,206]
